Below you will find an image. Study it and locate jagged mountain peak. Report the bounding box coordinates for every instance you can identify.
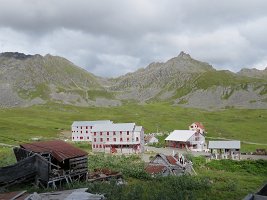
[177,51,191,59]
[0,52,35,60]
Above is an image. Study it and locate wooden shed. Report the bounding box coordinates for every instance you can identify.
[13,140,88,188]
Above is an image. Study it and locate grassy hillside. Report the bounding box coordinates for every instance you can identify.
[0,103,266,151]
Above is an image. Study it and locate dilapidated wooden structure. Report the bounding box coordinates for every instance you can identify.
[145,153,194,177]
[0,140,88,189]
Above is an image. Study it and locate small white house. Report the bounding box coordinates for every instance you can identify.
[145,134,159,145]
[165,130,205,151]
[91,123,144,154]
[71,120,113,142]
[208,141,241,160]
[189,122,205,135]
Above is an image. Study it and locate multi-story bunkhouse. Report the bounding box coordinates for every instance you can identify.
[72,120,113,142]
[165,130,205,151]
[91,123,144,154]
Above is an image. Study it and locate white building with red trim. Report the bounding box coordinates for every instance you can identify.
[71,120,113,142]
[189,122,205,135]
[165,130,205,151]
[91,123,144,154]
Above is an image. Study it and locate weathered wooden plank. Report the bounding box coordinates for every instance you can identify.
[69,156,88,162]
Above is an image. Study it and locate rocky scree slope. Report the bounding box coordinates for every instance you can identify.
[0,51,266,110]
[108,52,267,109]
[0,52,121,107]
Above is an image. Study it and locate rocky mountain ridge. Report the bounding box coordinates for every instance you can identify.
[0,51,266,110]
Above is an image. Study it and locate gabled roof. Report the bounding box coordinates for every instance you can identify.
[151,153,178,166]
[193,122,205,130]
[208,141,241,149]
[165,130,196,142]
[72,120,112,127]
[145,165,166,174]
[20,140,88,162]
[91,123,136,132]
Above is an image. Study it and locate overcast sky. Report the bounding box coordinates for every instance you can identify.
[0,0,267,77]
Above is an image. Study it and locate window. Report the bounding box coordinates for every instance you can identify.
[100,138,103,142]
[113,138,116,142]
[107,138,109,141]
[77,126,78,128]
[90,126,93,129]
[94,132,96,136]
[120,138,123,142]
[94,138,96,142]
[96,145,98,148]
[87,137,89,139]
[86,131,88,133]
[136,137,139,141]
[100,132,102,136]
[113,131,116,135]
[127,131,129,135]
[127,138,129,142]
[80,136,83,139]
[120,131,122,134]
[107,132,109,135]
[99,145,102,148]
[80,131,82,133]
[93,144,95,148]
[72,137,74,139]
[86,126,88,129]
[81,127,82,129]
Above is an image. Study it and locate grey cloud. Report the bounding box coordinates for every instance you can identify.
[0,0,267,77]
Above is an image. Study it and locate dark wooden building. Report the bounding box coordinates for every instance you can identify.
[12,140,88,188]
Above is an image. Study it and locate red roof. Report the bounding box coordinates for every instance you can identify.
[166,156,178,165]
[20,140,87,162]
[145,165,166,174]
[194,122,205,130]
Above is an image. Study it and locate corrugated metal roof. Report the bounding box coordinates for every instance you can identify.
[91,123,136,132]
[165,130,195,142]
[134,126,143,132]
[166,156,178,165]
[20,140,88,162]
[145,164,166,174]
[72,120,113,127]
[208,141,241,149]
